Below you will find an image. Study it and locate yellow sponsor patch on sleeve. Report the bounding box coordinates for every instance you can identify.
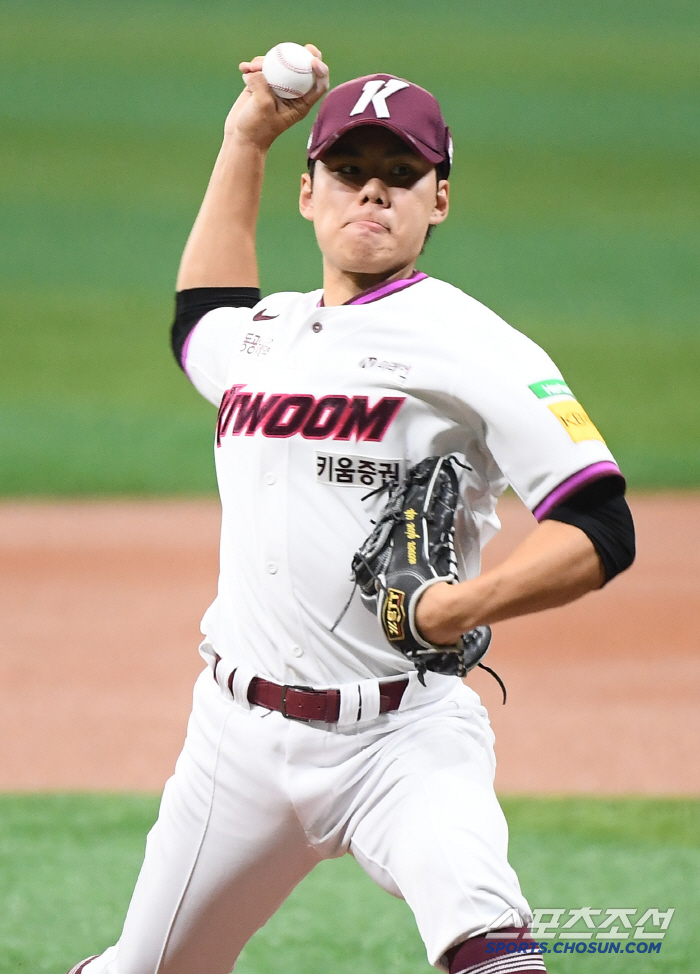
[547,400,605,443]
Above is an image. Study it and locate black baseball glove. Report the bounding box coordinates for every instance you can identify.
[349,455,504,698]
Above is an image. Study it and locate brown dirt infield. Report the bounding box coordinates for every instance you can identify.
[0,494,697,794]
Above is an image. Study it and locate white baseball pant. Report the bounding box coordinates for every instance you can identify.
[81,664,530,973]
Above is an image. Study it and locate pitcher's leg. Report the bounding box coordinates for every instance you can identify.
[349,692,532,969]
[79,672,320,974]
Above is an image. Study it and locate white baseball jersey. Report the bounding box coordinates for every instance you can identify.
[78,271,615,974]
[183,272,620,688]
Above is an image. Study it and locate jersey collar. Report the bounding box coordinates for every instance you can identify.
[317,270,428,308]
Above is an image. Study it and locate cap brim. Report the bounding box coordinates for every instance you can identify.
[308,118,445,166]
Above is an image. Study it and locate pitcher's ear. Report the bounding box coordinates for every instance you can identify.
[299,172,314,221]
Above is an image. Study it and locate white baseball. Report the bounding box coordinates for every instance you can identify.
[261,43,315,99]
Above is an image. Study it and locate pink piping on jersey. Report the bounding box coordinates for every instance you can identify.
[533,461,624,521]
[316,271,429,308]
[181,320,200,381]
[349,270,429,305]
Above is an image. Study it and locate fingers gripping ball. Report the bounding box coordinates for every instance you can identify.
[351,456,494,686]
[262,43,315,99]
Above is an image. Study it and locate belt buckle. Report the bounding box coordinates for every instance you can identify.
[280,684,315,722]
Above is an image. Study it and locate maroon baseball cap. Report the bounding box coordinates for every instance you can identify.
[307,74,453,176]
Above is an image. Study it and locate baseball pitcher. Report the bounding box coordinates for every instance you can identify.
[67,44,635,974]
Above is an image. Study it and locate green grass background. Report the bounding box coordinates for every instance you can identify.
[1,7,697,971]
[1,0,698,494]
[0,794,696,974]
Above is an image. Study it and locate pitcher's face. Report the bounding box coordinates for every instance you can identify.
[299,126,449,277]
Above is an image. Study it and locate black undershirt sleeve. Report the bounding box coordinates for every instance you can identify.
[171,286,261,370]
[542,476,636,584]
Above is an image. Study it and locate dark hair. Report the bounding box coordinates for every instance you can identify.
[436,160,450,181]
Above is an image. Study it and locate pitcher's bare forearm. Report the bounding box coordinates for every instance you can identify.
[416,519,605,646]
[177,137,266,290]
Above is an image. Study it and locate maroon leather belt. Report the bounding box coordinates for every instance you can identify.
[247,676,409,722]
[212,655,409,723]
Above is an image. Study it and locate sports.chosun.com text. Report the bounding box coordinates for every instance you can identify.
[486,940,663,955]
[482,907,673,957]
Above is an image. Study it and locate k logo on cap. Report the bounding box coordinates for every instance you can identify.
[349,79,411,119]
[307,73,453,176]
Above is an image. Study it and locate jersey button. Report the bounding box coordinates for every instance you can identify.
[264,472,276,485]
[292,646,303,658]
[311,321,323,333]
[266,561,278,575]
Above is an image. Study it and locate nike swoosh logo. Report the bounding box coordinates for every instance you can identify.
[253,310,279,321]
